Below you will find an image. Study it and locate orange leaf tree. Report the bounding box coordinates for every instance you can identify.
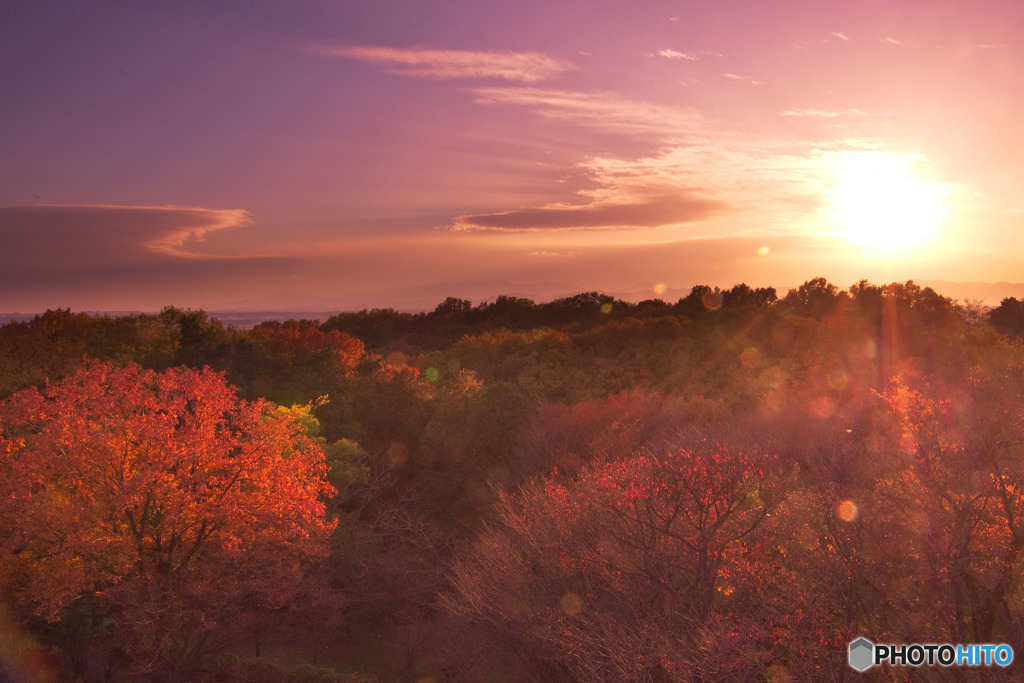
[0,362,336,676]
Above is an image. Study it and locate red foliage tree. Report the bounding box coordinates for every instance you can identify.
[882,370,1024,649]
[0,362,336,676]
[445,444,780,680]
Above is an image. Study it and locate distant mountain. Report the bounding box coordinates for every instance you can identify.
[205,290,353,313]
[0,313,39,324]
[916,280,1024,305]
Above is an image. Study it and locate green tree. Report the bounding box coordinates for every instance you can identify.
[781,277,846,317]
[989,297,1024,339]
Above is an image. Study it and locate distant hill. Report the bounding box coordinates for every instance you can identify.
[915,280,1024,305]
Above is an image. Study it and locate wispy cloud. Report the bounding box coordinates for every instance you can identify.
[656,49,698,60]
[574,145,829,222]
[462,86,859,235]
[473,87,706,135]
[779,108,868,118]
[831,32,850,42]
[312,45,572,82]
[722,73,765,85]
[880,36,902,45]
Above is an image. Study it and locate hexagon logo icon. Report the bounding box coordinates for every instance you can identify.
[848,637,874,672]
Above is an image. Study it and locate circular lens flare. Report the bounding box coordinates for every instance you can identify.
[836,499,858,522]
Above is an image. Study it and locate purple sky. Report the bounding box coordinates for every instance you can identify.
[2,0,1023,312]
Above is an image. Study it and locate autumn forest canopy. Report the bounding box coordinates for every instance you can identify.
[3,278,1024,681]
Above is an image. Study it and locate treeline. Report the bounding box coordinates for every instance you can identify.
[322,284,775,352]
[2,278,1024,680]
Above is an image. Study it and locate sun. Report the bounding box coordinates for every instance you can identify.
[828,151,949,252]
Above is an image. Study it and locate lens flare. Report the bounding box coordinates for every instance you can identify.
[702,289,723,310]
[836,499,858,522]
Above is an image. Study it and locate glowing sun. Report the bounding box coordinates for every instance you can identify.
[828,151,948,252]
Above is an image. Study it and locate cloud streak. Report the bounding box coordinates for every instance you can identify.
[473,87,706,135]
[722,73,765,85]
[0,204,253,265]
[657,49,698,60]
[313,45,572,82]
[450,193,726,232]
[0,205,296,311]
[779,108,868,118]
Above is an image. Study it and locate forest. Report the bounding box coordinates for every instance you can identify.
[2,278,1024,682]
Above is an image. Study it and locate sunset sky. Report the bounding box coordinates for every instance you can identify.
[2,0,1023,312]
